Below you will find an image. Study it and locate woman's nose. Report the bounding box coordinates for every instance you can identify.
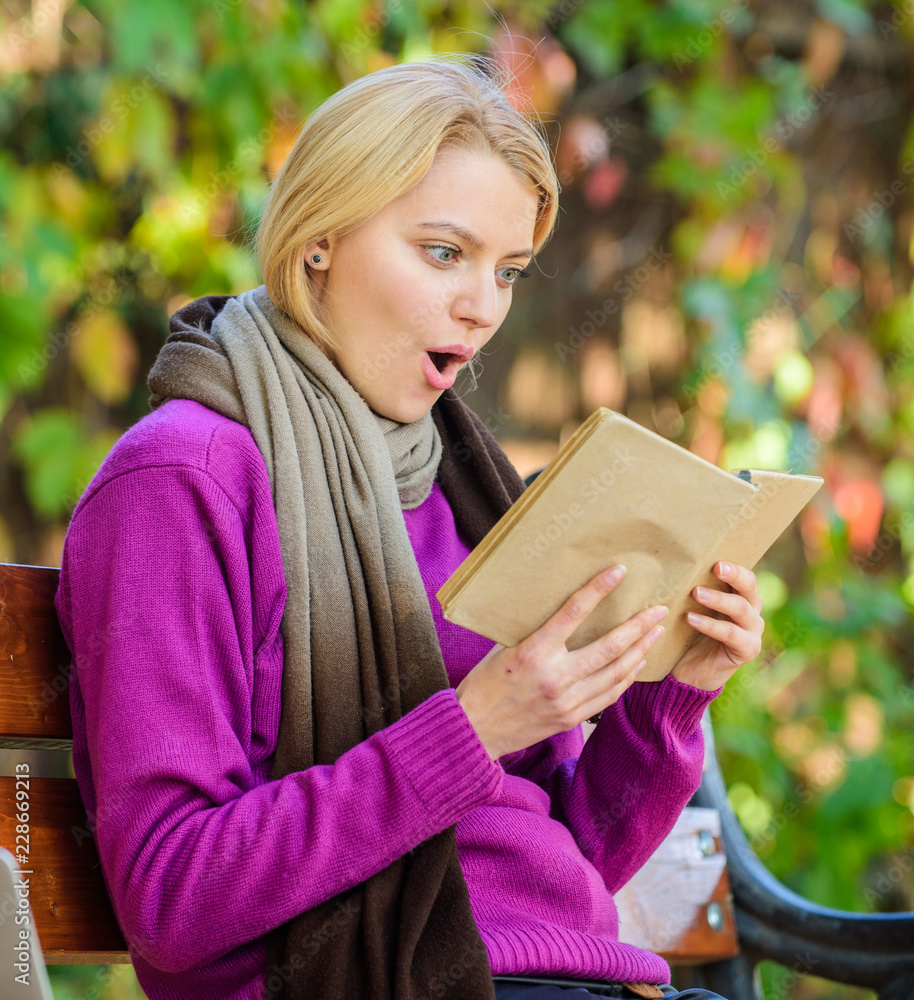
[452,272,499,330]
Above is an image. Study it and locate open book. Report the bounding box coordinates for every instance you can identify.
[437,408,823,681]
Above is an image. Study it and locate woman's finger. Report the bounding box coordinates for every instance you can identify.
[576,639,651,721]
[535,564,628,647]
[692,585,757,629]
[715,561,762,612]
[685,610,762,663]
[573,604,667,679]
[584,614,665,686]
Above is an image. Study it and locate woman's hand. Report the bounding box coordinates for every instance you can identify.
[455,565,667,761]
[671,561,764,692]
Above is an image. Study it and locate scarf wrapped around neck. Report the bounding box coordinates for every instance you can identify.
[146,283,524,1000]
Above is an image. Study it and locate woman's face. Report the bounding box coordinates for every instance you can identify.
[312,146,539,423]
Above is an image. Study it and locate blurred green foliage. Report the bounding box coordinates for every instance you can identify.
[3,1,913,998]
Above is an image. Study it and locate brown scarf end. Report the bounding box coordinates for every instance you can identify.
[622,983,665,999]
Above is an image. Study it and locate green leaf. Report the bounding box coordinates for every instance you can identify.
[10,409,119,519]
[559,0,635,77]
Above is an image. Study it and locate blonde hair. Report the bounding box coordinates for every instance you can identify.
[255,56,559,353]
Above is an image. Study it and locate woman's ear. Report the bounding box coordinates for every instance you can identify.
[304,237,332,270]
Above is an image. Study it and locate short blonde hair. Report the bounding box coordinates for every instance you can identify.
[256,56,559,353]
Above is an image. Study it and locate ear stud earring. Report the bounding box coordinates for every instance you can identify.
[311,254,322,264]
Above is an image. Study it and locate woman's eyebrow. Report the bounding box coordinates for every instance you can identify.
[416,220,534,260]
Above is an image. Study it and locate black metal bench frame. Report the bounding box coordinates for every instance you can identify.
[677,728,914,998]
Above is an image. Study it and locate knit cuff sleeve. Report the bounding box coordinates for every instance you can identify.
[382,688,503,828]
[624,673,720,741]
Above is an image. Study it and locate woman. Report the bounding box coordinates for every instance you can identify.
[54,57,763,1000]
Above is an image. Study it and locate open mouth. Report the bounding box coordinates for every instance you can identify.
[422,343,474,391]
[422,350,467,391]
[429,351,455,373]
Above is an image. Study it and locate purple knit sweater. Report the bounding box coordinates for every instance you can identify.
[54,397,716,1000]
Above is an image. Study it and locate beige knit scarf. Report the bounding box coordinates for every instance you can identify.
[147,284,495,1000]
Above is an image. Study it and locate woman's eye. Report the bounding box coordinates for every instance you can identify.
[426,244,460,263]
[499,267,532,284]
[424,244,530,284]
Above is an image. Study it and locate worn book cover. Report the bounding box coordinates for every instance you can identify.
[437,408,823,681]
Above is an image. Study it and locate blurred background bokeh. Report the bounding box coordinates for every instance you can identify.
[2,1,913,997]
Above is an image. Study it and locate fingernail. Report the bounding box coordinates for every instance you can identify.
[651,605,668,623]
[718,562,730,578]
[636,659,647,673]
[605,565,626,585]
[648,625,664,642]
[687,612,702,625]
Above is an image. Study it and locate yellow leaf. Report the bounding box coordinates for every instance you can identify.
[46,165,89,225]
[0,512,13,562]
[70,308,140,405]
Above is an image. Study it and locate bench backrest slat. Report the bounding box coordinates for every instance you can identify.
[0,776,129,963]
[0,565,73,749]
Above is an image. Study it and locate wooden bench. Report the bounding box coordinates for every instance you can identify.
[1,562,912,997]
[0,563,129,967]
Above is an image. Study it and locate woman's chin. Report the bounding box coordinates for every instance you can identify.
[367,390,439,425]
